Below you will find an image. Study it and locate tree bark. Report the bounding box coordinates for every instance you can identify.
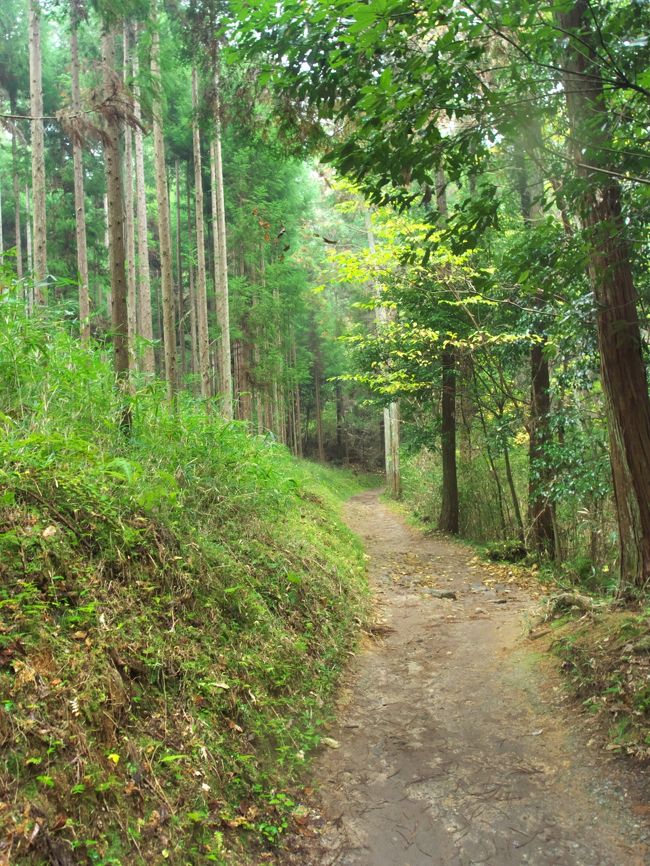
[28,0,46,301]
[312,324,325,460]
[191,67,211,401]
[435,172,456,523]
[101,27,130,431]
[514,146,556,557]
[186,162,198,378]
[70,11,90,343]
[132,25,155,375]
[152,25,176,404]
[210,115,233,418]
[365,208,401,495]
[438,347,459,534]
[174,159,185,383]
[123,22,137,369]
[11,123,23,281]
[25,185,33,310]
[559,0,650,591]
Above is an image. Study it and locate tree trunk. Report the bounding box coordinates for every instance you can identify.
[438,347,459,534]
[152,25,176,404]
[365,208,401,495]
[559,0,650,591]
[292,335,303,457]
[123,22,137,369]
[175,159,185,383]
[132,25,155,375]
[209,80,233,419]
[312,325,325,461]
[191,67,211,401]
[70,13,90,343]
[101,27,130,431]
[474,387,507,538]
[514,146,556,557]
[28,0,46,301]
[186,163,198,378]
[11,123,23,281]
[436,172,456,522]
[25,185,33,307]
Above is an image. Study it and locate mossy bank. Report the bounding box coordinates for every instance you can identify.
[0,302,373,865]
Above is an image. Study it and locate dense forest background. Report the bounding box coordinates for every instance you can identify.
[2,0,650,590]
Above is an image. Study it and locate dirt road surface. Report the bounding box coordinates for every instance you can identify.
[280,489,650,866]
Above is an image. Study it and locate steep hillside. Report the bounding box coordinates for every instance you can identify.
[0,302,371,865]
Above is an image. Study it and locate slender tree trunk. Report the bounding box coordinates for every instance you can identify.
[152,25,176,403]
[132,25,155,375]
[11,125,23,281]
[28,0,46,300]
[474,391,507,538]
[210,102,233,418]
[313,332,325,461]
[25,184,34,286]
[175,159,185,383]
[365,209,401,495]
[192,68,211,401]
[186,163,198,378]
[292,334,303,457]
[70,14,90,343]
[559,0,650,591]
[438,347,459,533]
[502,437,525,540]
[514,146,556,557]
[122,22,137,369]
[436,172,457,524]
[101,27,130,431]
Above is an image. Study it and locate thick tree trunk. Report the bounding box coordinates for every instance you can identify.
[123,23,137,369]
[438,347,459,534]
[101,28,130,431]
[152,26,176,403]
[70,16,90,343]
[210,120,233,418]
[559,0,650,591]
[132,26,155,375]
[28,0,46,300]
[191,67,211,401]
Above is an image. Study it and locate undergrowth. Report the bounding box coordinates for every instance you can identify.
[0,299,371,865]
[550,611,650,758]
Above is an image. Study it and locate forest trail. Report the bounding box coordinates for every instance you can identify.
[280,489,650,866]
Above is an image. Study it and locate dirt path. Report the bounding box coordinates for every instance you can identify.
[281,489,650,866]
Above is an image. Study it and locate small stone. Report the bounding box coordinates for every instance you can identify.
[426,589,457,600]
[321,737,340,749]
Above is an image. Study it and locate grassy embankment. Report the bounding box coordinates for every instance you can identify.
[0,299,373,864]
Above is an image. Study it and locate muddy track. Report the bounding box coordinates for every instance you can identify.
[280,489,650,866]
